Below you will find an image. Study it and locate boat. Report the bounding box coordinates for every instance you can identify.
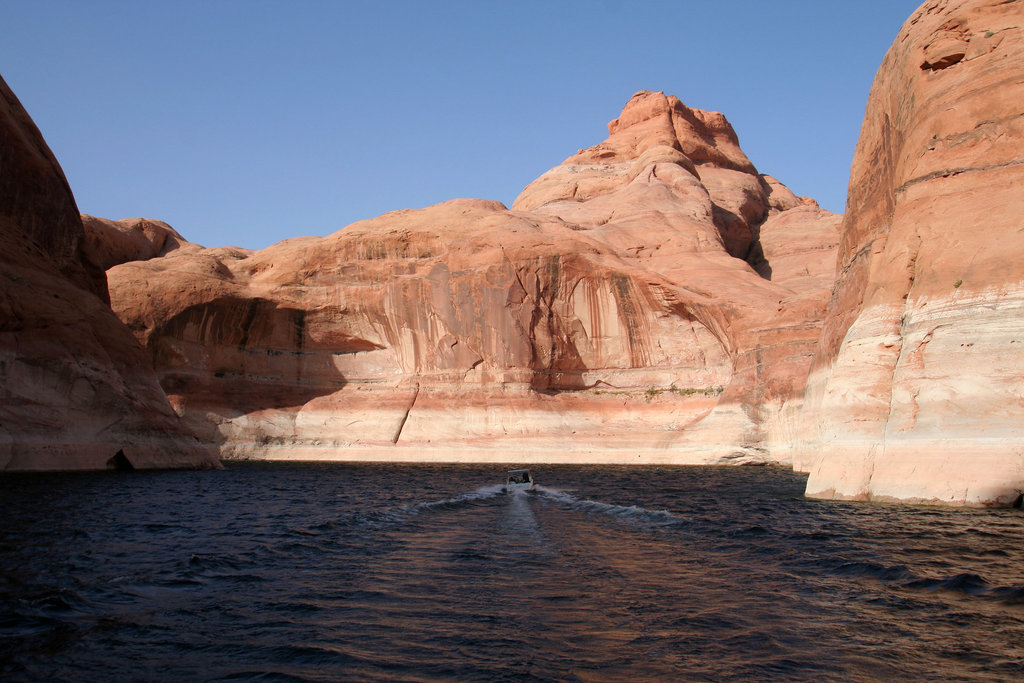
[505,468,535,493]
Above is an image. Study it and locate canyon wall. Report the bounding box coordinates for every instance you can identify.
[5,1,1021,501]
[106,91,840,464]
[797,0,1024,505]
[0,75,218,471]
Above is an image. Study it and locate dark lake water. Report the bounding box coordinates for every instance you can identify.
[1,462,1023,681]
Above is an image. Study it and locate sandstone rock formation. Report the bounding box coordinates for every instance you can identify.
[9,0,1018,504]
[107,91,840,464]
[0,74,219,471]
[81,215,191,271]
[797,0,1024,505]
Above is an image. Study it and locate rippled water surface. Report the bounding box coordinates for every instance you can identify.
[2,462,1023,681]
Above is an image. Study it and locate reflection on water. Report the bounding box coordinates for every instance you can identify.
[1,462,1022,681]
[501,490,541,544]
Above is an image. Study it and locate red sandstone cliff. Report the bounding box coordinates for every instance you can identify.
[0,74,218,471]
[797,0,1024,505]
[105,91,840,464]
[6,2,1019,503]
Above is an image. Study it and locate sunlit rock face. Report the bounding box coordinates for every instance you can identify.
[799,0,1024,505]
[107,91,839,464]
[0,75,218,471]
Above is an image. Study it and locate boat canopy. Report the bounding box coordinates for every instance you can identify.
[506,469,532,485]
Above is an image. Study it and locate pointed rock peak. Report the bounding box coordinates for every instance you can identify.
[607,90,738,142]
[607,90,676,136]
[514,89,765,212]
[589,90,755,174]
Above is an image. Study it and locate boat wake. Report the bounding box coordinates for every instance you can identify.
[345,483,681,531]
[532,486,680,527]
[354,484,507,527]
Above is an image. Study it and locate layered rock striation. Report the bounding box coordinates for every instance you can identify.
[0,74,219,471]
[107,91,840,464]
[797,0,1024,505]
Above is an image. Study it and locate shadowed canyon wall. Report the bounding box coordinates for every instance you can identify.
[796,0,1024,505]
[0,75,218,471]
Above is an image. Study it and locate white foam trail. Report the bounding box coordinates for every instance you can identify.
[407,484,507,512]
[533,485,679,526]
[369,484,507,525]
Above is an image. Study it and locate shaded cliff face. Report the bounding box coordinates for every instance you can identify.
[107,90,839,464]
[0,74,219,471]
[80,215,191,271]
[799,0,1024,505]
[0,79,107,302]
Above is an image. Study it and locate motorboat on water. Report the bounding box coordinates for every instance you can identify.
[505,469,535,493]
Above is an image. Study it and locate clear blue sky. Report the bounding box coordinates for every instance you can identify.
[2,0,923,250]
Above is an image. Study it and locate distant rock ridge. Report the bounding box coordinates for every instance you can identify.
[0,74,219,471]
[103,90,840,465]
[81,215,192,271]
